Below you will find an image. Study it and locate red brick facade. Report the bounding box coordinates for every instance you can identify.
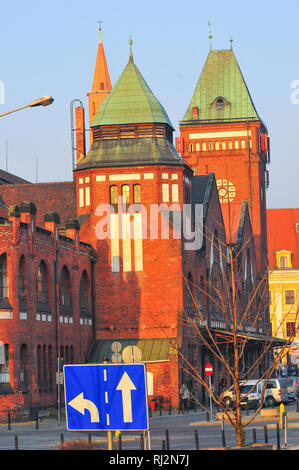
[0,40,272,417]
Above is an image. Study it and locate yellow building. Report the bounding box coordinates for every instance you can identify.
[267,209,299,369]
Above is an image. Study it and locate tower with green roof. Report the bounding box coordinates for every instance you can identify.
[178,46,270,275]
[74,42,193,410]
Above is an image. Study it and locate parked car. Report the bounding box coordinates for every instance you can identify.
[221,380,262,410]
[285,377,299,397]
[262,378,289,407]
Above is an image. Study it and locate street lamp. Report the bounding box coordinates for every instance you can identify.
[0,95,54,117]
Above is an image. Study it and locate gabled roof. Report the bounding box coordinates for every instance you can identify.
[0,169,30,185]
[267,208,299,269]
[182,49,260,124]
[221,201,253,252]
[0,181,76,227]
[91,53,174,129]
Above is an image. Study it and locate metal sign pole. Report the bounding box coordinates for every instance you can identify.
[131,348,151,450]
[209,375,213,421]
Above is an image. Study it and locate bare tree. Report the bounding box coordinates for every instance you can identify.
[178,227,299,448]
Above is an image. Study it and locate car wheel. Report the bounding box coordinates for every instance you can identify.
[266,397,276,408]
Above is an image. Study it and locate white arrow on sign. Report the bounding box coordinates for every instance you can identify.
[116,372,137,423]
[68,392,100,423]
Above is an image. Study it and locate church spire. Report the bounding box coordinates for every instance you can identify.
[88,24,112,143]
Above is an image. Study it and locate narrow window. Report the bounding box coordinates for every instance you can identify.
[285,290,295,305]
[286,322,296,337]
[202,142,207,151]
[37,262,48,304]
[37,345,42,391]
[20,344,28,384]
[80,271,89,312]
[121,185,130,211]
[110,185,118,212]
[59,266,71,307]
[19,256,26,305]
[0,254,8,301]
[280,256,288,269]
[0,344,9,383]
[133,184,141,204]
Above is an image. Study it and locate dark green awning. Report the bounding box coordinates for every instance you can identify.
[88,338,175,364]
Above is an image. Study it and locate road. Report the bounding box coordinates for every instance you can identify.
[0,401,299,451]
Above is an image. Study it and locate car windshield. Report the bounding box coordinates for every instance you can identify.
[239,385,256,394]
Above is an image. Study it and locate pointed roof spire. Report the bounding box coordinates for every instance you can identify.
[91,22,112,93]
[129,34,133,63]
[208,18,213,50]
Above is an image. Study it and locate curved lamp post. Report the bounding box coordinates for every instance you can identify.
[0,95,54,118]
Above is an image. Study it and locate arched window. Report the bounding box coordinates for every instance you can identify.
[222,141,226,150]
[0,254,8,301]
[241,139,246,149]
[80,271,90,312]
[195,142,200,152]
[60,266,71,308]
[215,141,220,150]
[234,140,239,150]
[36,261,48,304]
[133,184,141,204]
[208,142,213,151]
[110,185,118,212]
[228,141,233,150]
[121,185,130,211]
[202,142,207,151]
[19,255,26,305]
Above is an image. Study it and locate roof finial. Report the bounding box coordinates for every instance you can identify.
[208,18,213,50]
[97,19,103,43]
[230,36,233,50]
[129,34,133,63]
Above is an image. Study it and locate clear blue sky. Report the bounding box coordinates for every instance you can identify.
[0,0,298,208]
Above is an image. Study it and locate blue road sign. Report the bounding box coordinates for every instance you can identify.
[63,363,149,431]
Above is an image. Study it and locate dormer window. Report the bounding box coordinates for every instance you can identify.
[216,98,224,110]
[210,96,230,112]
[276,250,292,269]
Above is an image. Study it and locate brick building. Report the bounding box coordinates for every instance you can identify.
[267,209,299,372]
[0,32,274,416]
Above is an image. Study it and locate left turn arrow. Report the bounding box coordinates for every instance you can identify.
[68,392,100,423]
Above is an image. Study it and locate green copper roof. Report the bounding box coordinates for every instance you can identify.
[77,137,183,169]
[182,49,260,123]
[92,58,174,129]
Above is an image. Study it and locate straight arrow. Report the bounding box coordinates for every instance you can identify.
[116,372,137,423]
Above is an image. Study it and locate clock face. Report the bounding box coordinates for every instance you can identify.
[216,179,236,204]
